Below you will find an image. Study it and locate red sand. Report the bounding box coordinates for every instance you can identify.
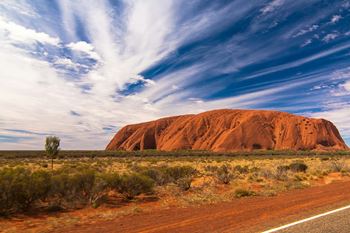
[61,180,350,233]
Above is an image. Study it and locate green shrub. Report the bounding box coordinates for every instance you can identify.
[50,169,110,207]
[0,168,19,215]
[234,165,249,174]
[141,166,196,187]
[216,165,234,184]
[289,162,308,173]
[141,168,168,185]
[330,159,347,172]
[234,189,256,198]
[204,165,219,173]
[117,173,154,199]
[50,172,79,206]
[260,169,274,179]
[176,177,192,191]
[277,165,290,172]
[275,165,289,180]
[163,166,197,182]
[88,175,109,207]
[0,167,51,215]
[103,172,121,189]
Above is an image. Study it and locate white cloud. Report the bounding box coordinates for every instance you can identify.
[293,25,319,38]
[67,41,101,61]
[342,81,350,92]
[322,33,338,42]
[260,0,284,14]
[331,68,350,80]
[311,106,350,145]
[54,58,81,71]
[130,75,156,86]
[0,1,38,17]
[301,39,312,47]
[1,0,350,149]
[241,42,350,81]
[331,15,342,23]
[0,16,60,45]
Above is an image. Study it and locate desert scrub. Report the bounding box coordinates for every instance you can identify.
[274,165,289,181]
[260,168,275,180]
[176,177,192,191]
[141,168,168,185]
[49,169,112,208]
[329,159,348,172]
[233,165,249,174]
[140,165,197,186]
[116,173,154,199]
[234,189,256,198]
[163,166,197,182]
[0,166,156,215]
[289,162,308,173]
[216,165,234,184]
[204,165,219,174]
[0,167,51,215]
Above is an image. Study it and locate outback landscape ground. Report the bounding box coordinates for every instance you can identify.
[2,1,350,232]
[1,150,350,233]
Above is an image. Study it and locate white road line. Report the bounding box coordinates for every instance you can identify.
[262,204,350,233]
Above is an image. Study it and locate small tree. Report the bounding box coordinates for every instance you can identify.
[45,136,60,170]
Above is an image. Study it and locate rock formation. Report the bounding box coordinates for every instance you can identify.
[106,109,348,151]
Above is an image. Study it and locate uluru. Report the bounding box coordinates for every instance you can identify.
[106,109,348,152]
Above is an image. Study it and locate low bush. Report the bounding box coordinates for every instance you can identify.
[176,177,192,191]
[163,166,197,182]
[204,165,219,173]
[277,165,290,172]
[0,166,156,215]
[141,168,168,185]
[234,189,256,198]
[330,159,347,172]
[141,166,196,186]
[117,173,154,199]
[260,169,274,179]
[234,165,249,174]
[0,167,51,215]
[275,165,289,180]
[289,162,308,173]
[216,165,234,184]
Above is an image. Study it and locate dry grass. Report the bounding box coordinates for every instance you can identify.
[1,152,350,232]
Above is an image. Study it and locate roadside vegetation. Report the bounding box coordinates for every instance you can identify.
[0,149,349,159]
[1,150,350,218]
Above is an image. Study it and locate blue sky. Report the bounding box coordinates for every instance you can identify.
[0,0,349,149]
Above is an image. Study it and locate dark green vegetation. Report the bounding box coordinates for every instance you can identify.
[234,189,256,198]
[0,166,156,215]
[0,163,200,216]
[0,150,349,217]
[45,136,60,170]
[0,149,349,159]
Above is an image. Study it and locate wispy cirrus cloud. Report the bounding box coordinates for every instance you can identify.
[1,0,350,149]
[260,0,284,14]
[67,41,101,61]
[0,16,60,45]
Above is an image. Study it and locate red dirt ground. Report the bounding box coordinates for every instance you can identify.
[59,180,350,233]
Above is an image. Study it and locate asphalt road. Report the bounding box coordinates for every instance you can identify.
[268,207,350,233]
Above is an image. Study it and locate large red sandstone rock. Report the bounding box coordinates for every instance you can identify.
[106,109,348,151]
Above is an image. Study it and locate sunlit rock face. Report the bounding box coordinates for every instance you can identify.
[106,109,348,152]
